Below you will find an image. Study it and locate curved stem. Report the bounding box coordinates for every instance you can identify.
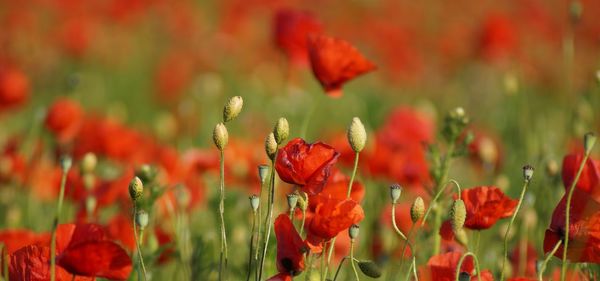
[399,225,415,269]
[218,150,228,281]
[300,207,307,237]
[455,252,481,281]
[246,211,257,281]
[500,179,530,281]
[561,152,591,281]
[538,240,562,281]
[412,257,418,281]
[50,162,69,281]
[350,240,360,281]
[332,256,348,281]
[391,204,408,241]
[421,179,461,226]
[258,158,277,281]
[133,204,148,281]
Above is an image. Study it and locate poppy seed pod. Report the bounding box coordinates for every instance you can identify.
[454,228,469,247]
[135,209,149,230]
[349,224,360,240]
[410,197,425,223]
[273,118,289,144]
[358,260,382,278]
[213,123,228,151]
[458,272,471,281]
[450,199,466,233]
[60,155,72,172]
[390,183,402,204]
[257,164,270,184]
[249,195,260,212]
[584,132,596,155]
[347,117,367,152]
[81,152,97,174]
[522,164,534,182]
[297,192,308,211]
[265,133,278,160]
[129,176,144,201]
[287,193,299,211]
[223,96,243,122]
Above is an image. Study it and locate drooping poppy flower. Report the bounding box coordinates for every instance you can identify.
[458,186,517,230]
[45,98,84,143]
[266,215,307,281]
[275,138,340,195]
[307,34,376,97]
[273,9,323,67]
[307,198,364,242]
[418,252,494,281]
[0,65,29,111]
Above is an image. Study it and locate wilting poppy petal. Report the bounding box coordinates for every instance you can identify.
[274,214,307,276]
[58,240,132,280]
[307,34,376,97]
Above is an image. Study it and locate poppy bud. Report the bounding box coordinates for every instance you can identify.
[522,164,534,182]
[450,199,466,233]
[347,117,367,152]
[264,134,278,161]
[349,224,360,240]
[249,194,260,212]
[458,272,471,281]
[455,228,469,247]
[584,132,596,155]
[358,260,382,278]
[273,118,289,144]
[287,193,299,211]
[390,183,402,204]
[258,164,270,184]
[136,164,157,184]
[410,197,425,223]
[82,173,95,190]
[60,155,72,172]
[213,123,228,151]
[569,1,582,24]
[135,209,149,230]
[223,96,243,122]
[85,196,96,214]
[129,176,144,201]
[81,152,97,174]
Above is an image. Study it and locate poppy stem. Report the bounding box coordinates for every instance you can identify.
[324,237,336,278]
[391,203,409,241]
[332,256,348,281]
[398,224,415,271]
[246,210,257,281]
[133,204,148,281]
[403,256,418,281]
[455,252,481,281]
[500,178,530,281]
[218,150,228,281]
[258,158,277,281]
[50,156,71,281]
[561,152,592,281]
[299,206,307,237]
[538,240,562,281]
[350,240,360,281]
[421,179,461,226]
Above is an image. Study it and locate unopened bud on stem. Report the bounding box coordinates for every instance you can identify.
[265,133,277,160]
[347,117,367,152]
[249,195,260,212]
[223,96,243,122]
[213,123,228,151]
[273,118,289,144]
[410,197,425,223]
[390,183,402,204]
[129,176,144,201]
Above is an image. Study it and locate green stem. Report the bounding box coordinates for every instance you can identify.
[399,225,415,269]
[350,241,360,281]
[500,179,530,281]
[133,204,148,281]
[455,252,481,281]
[246,211,257,281]
[332,256,348,281]
[474,231,481,257]
[300,102,318,139]
[538,240,562,281]
[299,207,306,237]
[421,179,461,226]
[561,152,591,281]
[50,161,69,281]
[218,150,228,281]
[258,158,277,281]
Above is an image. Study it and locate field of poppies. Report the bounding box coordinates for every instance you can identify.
[1,0,600,281]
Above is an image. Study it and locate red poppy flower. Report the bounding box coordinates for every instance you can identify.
[0,229,46,254]
[308,168,365,210]
[478,13,517,62]
[273,9,323,67]
[307,198,364,241]
[307,34,376,97]
[459,186,517,230]
[266,273,293,281]
[275,138,340,195]
[45,98,84,143]
[562,154,600,201]
[0,65,29,111]
[418,252,494,281]
[9,245,94,281]
[272,214,307,277]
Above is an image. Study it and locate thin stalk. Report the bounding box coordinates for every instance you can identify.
[350,240,360,281]
[133,204,148,281]
[299,208,307,237]
[246,211,257,281]
[421,179,461,226]
[320,242,327,281]
[404,257,416,281]
[399,225,415,269]
[538,240,562,281]
[324,237,337,278]
[455,252,481,281]
[500,179,531,281]
[431,144,455,255]
[50,162,69,281]
[332,256,349,281]
[391,204,408,241]
[412,257,418,281]
[258,159,277,281]
[561,152,591,281]
[474,231,481,256]
[218,150,228,281]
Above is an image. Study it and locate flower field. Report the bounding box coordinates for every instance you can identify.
[1,0,600,280]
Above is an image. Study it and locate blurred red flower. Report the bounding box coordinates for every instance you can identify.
[419,252,494,281]
[510,242,537,278]
[478,13,518,62]
[275,138,339,195]
[270,214,307,278]
[45,98,84,144]
[459,186,517,230]
[307,34,376,97]
[0,65,29,111]
[273,9,323,67]
[307,198,364,242]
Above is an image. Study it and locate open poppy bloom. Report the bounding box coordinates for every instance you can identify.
[44,98,84,143]
[275,138,340,195]
[307,168,365,210]
[458,186,517,230]
[307,34,376,97]
[8,223,132,280]
[307,198,364,243]
[273,9,323,67]
[418,252,494,281]
[562,154,600,201]
[266,215,308,280]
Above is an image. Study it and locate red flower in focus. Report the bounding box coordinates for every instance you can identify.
[275,138,340,195]
[419,252,494,281]
[459,186,517,230]
[0,65,29,111]
[307,198,364,242]
[0,229,46,254]
[273,9,323,67]
[308,168,365,210]
[269,214,307,279]
[562,154,600,201]
[45,98,84,143]
[307,34,376,97]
